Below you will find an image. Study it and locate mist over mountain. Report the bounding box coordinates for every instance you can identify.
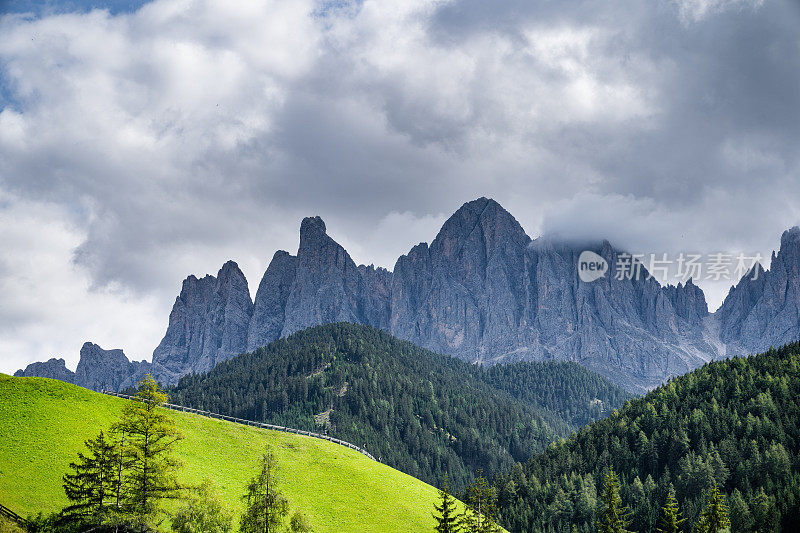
[16,198,800,393]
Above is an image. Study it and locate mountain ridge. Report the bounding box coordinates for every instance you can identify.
[16,197,800,393]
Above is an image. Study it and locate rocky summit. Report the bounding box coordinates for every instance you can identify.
[15,343,149,392]
[14,358,75,383]
[149,260,253,385]
[16,198,800,393]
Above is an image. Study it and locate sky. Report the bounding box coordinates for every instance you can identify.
[1,0,799,374]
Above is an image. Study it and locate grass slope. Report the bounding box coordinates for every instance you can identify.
[0,374,464,533]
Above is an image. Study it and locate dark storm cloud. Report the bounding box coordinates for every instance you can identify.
[432,0,800,202]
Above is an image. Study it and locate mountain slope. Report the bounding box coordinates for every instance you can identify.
[168,322,630,490]
[492,343,800,533]
[0,375,461,533]
[481,361,632,428]
[718,227,800,355]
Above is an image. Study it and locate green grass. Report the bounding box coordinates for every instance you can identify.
[0,374,470,532]
[0,516,25,533]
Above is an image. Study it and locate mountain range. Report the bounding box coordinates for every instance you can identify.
[15,197,800,392]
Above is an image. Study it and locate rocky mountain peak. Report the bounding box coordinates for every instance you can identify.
[663,278,708,322]
[151,260,254,385]
[281,215,367,337]
[773,226,800,277]
[74,342,144,392]
[299,216,328,247]
[247,250,298,351]
[15,357,75,383]
[716,225,800,352]
[180,273,215,298]
[78,342,128,365]
[781,225,800,245]
[27,199,800,394]
[219,259,244,278]
[215,261,252,307]
[432,197,530,257]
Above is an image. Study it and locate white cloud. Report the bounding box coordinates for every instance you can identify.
[0,193,163,372]
[539,189,796,310]
[334,210,449,270]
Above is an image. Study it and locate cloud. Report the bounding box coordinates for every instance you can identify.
[674,0,764,25]
[0,192,163,371]
[0,0,799,371]
[538,189,795,310]
[335,210,449,269]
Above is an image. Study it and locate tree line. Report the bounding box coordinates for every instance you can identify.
[28,376,311,533]
[488,343,800,532]
[433,467,733,533]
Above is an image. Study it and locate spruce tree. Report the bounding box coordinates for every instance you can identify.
[239,446,288,533]
[433,475,461,533]
[112,374,183,529]
[694,483,730,533]
[595,469,634,533]
[656,486,684,533]
[61,430,119,525]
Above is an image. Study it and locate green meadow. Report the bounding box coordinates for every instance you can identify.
[0,374,467,532]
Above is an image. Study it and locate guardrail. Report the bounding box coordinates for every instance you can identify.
[101,391,377,462]
[0,503,27,527]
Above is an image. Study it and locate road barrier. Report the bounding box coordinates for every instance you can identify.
[101,391,378,462]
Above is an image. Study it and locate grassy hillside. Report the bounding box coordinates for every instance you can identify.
[0,374,465,533]
[169,323,629,490]
[493,343,800,533]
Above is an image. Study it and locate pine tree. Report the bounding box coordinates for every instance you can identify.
[61,430,119,525]
[239,446,288,533]
[595,469,634,533]
[433,475,461,533]
[694,483,730,533]
[112,374,183,528]
[656,486,684,533]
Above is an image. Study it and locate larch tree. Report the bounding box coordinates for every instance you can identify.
[239,447,288,533]
[112,374,184,529]
[694,483,730,533]
[461,472,501,533]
